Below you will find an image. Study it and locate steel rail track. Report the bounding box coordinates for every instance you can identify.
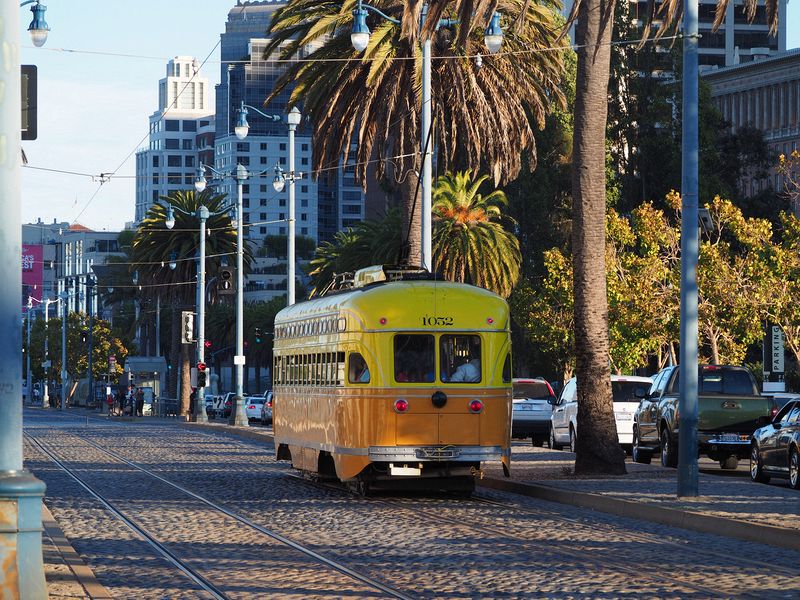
[27,428,412,600]
[26,434,228,600]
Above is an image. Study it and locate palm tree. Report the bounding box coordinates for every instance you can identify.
[131,189,241,416]
[565,0,779,475]
[432,171,520,297]
[263,0,566,265]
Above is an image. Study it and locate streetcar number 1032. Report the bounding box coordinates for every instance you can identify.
[421,316,454,326]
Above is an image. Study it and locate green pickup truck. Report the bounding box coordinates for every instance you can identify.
[632,365,776,469]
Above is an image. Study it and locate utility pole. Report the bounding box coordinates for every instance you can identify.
[61,290,68,411]
[86,277,94,407]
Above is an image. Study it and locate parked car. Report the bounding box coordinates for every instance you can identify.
[549,375,653,452]
[763,392,800,411]
[260,391,273,426]
[511,378,556,446]
[750,399,800,489]
[244,393,265,422]
[633,365,775,469]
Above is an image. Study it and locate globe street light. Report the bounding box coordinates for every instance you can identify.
[350,1,503,271]
[21,0,50,47]
[234,103,303,306]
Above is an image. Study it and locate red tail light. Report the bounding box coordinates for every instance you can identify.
[248,405,256,410]
[770,406,779,418]
[469,399,484,413]
[394,399,409,413]
[267,399,273,408]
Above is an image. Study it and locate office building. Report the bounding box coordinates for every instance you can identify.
[134,56,215,223]
[703,48,800,201]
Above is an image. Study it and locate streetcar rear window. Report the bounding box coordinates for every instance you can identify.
[394,335,435,383]
[440,335,481,383]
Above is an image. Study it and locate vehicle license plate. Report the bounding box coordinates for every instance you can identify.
[717,433,739,442]
[616,413,633,421]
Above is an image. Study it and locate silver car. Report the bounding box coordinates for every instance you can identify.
[260,391,273,426]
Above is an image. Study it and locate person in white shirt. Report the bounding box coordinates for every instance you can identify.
[449,355,481,382]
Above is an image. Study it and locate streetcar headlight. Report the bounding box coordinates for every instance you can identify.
[394,399,409,413]
[469,399,484,414]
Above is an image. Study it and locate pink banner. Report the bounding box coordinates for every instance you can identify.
[22,244,44,310]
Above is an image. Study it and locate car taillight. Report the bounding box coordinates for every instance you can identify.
[267,399,272,408]
[248,405,255,410]
[394,399,409,413]
[770,406,779,418]
[469,399,484,413]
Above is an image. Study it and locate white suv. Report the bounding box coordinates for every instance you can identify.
[549,375,653,452]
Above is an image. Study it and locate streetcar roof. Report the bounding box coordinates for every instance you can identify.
[274,279,509,332]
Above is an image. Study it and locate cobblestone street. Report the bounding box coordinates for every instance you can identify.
[24,410,800,598]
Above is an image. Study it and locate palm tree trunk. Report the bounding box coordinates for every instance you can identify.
[399,166,422,266]
[571,0,626,475]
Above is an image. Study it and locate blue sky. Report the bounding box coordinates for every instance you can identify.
[20,1,800,232]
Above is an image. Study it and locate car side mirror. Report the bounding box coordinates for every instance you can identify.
[634,387,649,399]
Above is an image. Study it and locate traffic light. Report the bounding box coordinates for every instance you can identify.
[204,340,212,349]
[197,361,207,388]
[217,267,235,295]
[181,311,195,344]
[254,327,263,344]
[81,329,89,344]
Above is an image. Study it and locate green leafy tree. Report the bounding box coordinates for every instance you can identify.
[432,171,520,297]
[264,0,565,265]
[132,189,244,416]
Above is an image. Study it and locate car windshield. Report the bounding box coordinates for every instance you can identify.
[513,382,552,400]
[612,381,648,403]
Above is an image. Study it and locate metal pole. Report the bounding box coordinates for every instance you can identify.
[0,3,47,596]
[195,207,209,423]
[155,295,161,357]
[678,0,700,498]
[230,165,249,426]
[43,300,50,408]
[421,29,433,272]
[287,123,297,305]
[61,292,68,411]
[86,279,94,408]
[26,303,33,405]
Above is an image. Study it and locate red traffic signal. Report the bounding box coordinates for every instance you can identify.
[204,340,212,348]
[197,362,206,372]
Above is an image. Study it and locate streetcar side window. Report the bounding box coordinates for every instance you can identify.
[440,335,481,383]
[348,353,370,384]
[394,335,435,383]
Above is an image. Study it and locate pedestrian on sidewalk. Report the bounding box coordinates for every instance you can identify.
[136,388,145,417]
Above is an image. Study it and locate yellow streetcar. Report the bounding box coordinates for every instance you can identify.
[272,265,512,493]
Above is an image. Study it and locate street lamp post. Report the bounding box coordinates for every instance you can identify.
[350,1,503,271]
[60,290,68,411]
[678,0,700,497]
[234,102,303,305]
[163,201,224,424]
[195,162,262,426]
[86,277,95,408]
[0,3,51,594]
[42,296,58,408]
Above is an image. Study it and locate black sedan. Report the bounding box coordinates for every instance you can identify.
[750,399,800,489]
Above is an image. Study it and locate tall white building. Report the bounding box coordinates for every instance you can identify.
[134,57,215,223]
